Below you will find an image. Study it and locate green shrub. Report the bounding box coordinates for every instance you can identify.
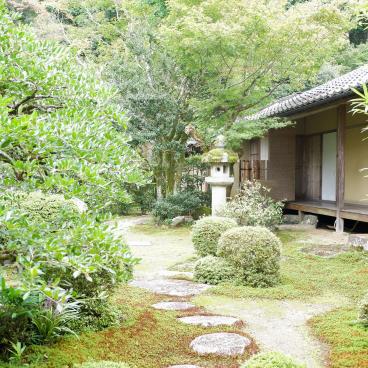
[217,181,283,229]
[241,352,305,368]
[0,207,136,335]
[192,216,238,256]
[0,191,81,229]
[69,299,123,332]
[194,255,239,285]
[74,361,129,368]
[152,190,210,222]
[358,292,368,326]
[218,226,281,287]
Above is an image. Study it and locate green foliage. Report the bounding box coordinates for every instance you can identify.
[69,299,123,332]
[194,255,239,285]
[8,341,27,364]
[0,2,144,211]
[192,216,238,257]
[217,181,283,229]
[202,148,238,164]
[162,0,353,129]
[241,352,305,368]
[226,119,293,150]
[1,191,80,229]
[218,226,282,287]
[180,155,209,192]
[74,361,130,368]
[358,292,368,326]
[153,190,209,221]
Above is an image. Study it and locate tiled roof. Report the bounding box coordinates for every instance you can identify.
[241,65,368,121]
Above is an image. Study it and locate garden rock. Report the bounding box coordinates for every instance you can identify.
[190,332,251,356]
[348,234,368,251]
[131,279,210,297]
[171,216,193,227]
[171,216,186,227]
[70,197,88,213]
[301,215,318,226]
[178,315,240,327]
[282,214,300,224]
[152,302,196,311]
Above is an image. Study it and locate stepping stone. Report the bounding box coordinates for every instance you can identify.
[131,279,210,297]
[152,302,196,311]
[178,315,240,327]
[190,333,251,356]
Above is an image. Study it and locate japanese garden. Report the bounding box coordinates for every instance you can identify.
[1,0,368,367]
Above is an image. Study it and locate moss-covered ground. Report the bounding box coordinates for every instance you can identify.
[8,221,368,368]
[22,287,255,368]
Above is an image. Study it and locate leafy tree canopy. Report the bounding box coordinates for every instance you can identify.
[0,1,145,210]
[160,0,354,131]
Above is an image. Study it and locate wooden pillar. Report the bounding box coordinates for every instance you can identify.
[336,104,346,233]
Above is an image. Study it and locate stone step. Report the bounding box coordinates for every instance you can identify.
[178,315,240,327]
[131,279,210,297]
[190,332,251,356]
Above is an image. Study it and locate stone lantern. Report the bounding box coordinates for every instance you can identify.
[202,135,238,215]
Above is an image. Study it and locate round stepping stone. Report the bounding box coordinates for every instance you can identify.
[131,279,210,297]
[190,332,251,356]
[152,302,196,311]
[178,315,240,327]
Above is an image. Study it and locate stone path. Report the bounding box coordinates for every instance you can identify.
[152,301,196,311]
[130,279,210,297]
[113,216,252,365]
[113,216,333,367]
[190,333,251,356]
[178,315,240,327]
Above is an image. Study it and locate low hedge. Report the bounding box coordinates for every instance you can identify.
[218,226,281,287]
[194,255,239,285]
[241,352,306,368]
[192,216,238,256]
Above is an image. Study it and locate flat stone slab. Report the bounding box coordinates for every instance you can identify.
[152,302,196,311]
[190,332,251,356]
[131,279,210,297]
[300,244,350,258]
[178,315,240,327]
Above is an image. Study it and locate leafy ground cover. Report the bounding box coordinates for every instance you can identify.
[20,287,255,368]
[205,231,368,302]
[311,308,368,368]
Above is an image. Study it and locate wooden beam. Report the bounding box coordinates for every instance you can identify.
[336,104,346,233]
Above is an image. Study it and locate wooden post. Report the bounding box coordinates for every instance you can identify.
[336,104,346,233]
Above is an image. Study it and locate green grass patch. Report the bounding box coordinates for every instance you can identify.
[310,307,368,368]
[21,287,255,368]
[206,231,368,302]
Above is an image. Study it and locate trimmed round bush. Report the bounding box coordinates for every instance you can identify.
[358,292,368,325]
[192,216,238,256]
[218,226,281,287]
[20,192,80,226]
[74,362,129,368]
[241,352,305,368]
[194,255,239,285]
